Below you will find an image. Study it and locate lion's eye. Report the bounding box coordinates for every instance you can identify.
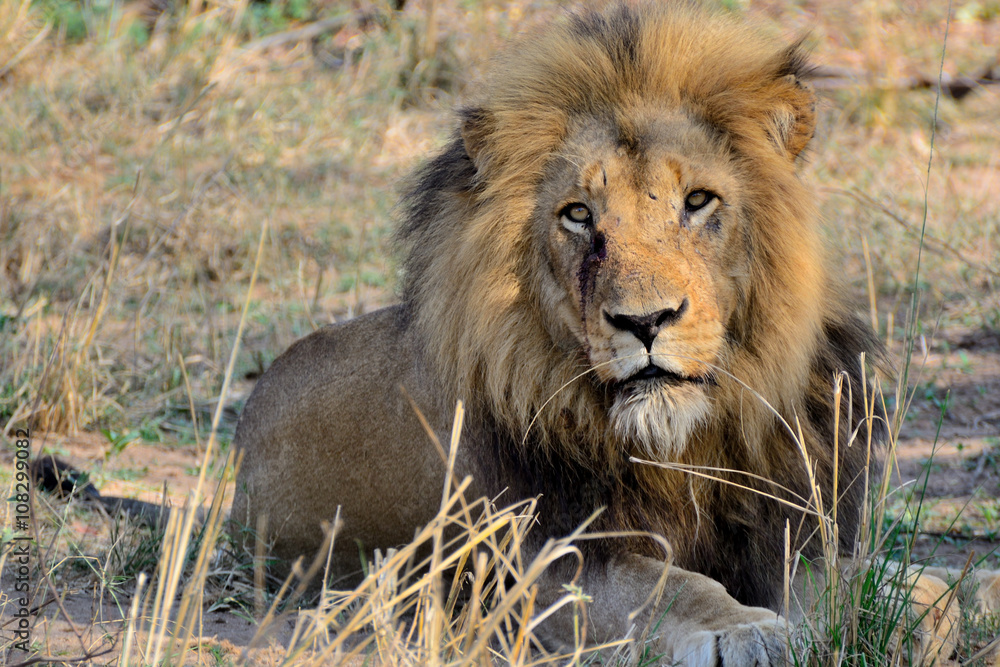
[564,204,591,223]
[560,203,592,234]
[685,190,714,211]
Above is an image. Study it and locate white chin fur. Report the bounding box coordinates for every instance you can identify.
[608,383,711,460]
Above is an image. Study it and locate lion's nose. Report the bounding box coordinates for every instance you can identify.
[604,298,689,351]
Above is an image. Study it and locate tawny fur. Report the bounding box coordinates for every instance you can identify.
[231,2,887,655]
[400,2,827,464]
[392,0,885,606]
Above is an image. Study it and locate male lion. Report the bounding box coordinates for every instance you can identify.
[232,2,886,663]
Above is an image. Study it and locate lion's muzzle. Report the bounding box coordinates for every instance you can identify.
[604,297,689,351]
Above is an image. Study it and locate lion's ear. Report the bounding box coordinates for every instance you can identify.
[767,47,817,160]
[460,106,495,171]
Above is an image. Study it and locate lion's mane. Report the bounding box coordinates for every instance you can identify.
[395,2,886,608]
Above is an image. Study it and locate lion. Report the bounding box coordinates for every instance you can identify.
[229,2,902,664]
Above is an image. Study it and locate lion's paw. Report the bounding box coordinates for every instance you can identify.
[893,572,959,666]
[674,617,788,667]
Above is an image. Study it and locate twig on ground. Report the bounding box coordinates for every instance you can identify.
[811,62,1000,100]
[8,646,116,667]
[901,530,1000,542]
[964,632,1000,665]
[239,13,373,54]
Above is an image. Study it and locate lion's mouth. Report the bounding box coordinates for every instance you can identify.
[619,364,710,387]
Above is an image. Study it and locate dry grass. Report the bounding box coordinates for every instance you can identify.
[1,0,999,665]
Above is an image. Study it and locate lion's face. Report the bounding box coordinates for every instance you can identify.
[537,114,747,457]
[401,2,835,465]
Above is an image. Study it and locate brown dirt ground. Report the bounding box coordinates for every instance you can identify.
[890,328,1000,570]
[5,430,374,665]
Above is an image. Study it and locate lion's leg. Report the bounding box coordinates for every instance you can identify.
[532,556,1000,666]
[790,560,1000,665]
[919,565,1000,616]
[879,566,961,666]
[534,554,787,667]
[871,564,1000,666]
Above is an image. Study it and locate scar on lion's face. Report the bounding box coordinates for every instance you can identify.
[538,116,743,457]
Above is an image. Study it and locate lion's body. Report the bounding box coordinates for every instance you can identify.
[232,3,887,663]
[232,306,467,576]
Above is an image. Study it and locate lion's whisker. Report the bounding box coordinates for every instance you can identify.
[629,458,815,513]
